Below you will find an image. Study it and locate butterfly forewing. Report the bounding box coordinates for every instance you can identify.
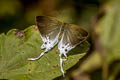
[65,24,88,46]
[36,16,63,49]
[58,23,88,55]
[58,23,88,76]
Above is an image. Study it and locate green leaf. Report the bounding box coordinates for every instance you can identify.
[0,25,89,80]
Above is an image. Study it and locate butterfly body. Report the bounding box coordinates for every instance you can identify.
[28,16,88,77]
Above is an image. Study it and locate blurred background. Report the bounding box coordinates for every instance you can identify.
[0,0,120,80]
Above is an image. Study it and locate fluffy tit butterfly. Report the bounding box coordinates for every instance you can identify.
[28,16,88,77]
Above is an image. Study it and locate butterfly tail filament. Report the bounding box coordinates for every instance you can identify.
[59,53,65,77]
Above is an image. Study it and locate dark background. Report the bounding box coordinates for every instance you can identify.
[0,0,99,33]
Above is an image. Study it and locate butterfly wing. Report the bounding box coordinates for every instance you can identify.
[58,23,88,56]
[36,16,63,50]
[28,16,63,61]
[58,23,88,76]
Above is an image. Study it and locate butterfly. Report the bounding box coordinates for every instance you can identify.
[28,16,88,77]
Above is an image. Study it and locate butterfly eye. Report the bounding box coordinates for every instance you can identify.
[65,49,67,52]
